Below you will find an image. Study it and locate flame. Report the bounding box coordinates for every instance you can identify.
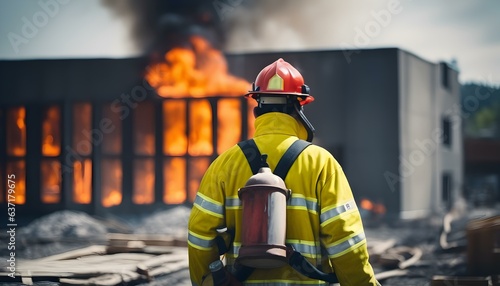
[146,35,257,203]
[164,158,186,204]
[102,104,122,154]
[163,100,188,155]
[218,99,242,154]
[145,35,249,98]
[188,158,210,202]
[133,159,155,204]
[41,160,61,204]
[73,103,92,156]
[134,102,156,155]
[373,203,386,215]
[42,106,61,156]
[101,159,122,207]
[189,100,213,155]
[73,160,92,204]
[360,198,386,215]
[72,104,93,204]
[6,161,26,205]
[6,107,26,156]
[360,199,373,210]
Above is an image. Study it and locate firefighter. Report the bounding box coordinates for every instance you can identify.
[188,58,380,285]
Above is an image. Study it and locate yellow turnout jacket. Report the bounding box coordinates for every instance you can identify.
[188,112,379,285]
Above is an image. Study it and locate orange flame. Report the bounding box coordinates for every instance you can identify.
[42,107,61,157]
[133,159,155,204]
[361,199,374,211]
[101,159,122,207]
[72,104,92,204]
[6,107,26,156]
[146,35,256,203]
[145,35,249,98]
[164,158,186,204]
[73,160,92,204]
[6,161,26,205]
[41,160,61,204]
[360,198,386,215]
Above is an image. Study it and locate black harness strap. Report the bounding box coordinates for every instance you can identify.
[274,140,311,180]
[237,139,311,178]
[237,139,263,175]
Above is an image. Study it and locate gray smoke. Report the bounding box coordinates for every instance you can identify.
[100,0,226,56]
[100,0,389,53]
[222,0,387,52]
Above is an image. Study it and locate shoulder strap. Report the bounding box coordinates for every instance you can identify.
[273,140,311,180]
[238,139,311,179]
[237,139,262,175]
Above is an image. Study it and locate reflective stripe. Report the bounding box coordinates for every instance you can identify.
[326,232,366,258]
[188,231,215,250]
[320,200,357,226]
[228,242,241,256]
[194,193,224,218]
[287,195,318,213]
[229,241,319,257]
[225,196,241,209]
[286,240,320,259]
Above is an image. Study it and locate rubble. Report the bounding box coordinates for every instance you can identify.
[0,204,498,286]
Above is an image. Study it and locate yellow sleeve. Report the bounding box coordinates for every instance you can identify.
[319,163,380,286]
[188,163,226,285]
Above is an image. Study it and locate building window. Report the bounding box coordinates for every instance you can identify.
[101,103,123,207]
[5,107,26,205]
[40,106,62,204]
[442,173,452,207]
[72,103,93,204]
[442,117,452,147]
[441,63,449,89]
[132,101,155,204]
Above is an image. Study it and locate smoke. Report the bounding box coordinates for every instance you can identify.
[100,0,391,54]
[100,0,226,58]
[222,0,388,52]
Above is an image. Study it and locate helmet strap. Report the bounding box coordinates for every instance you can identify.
[294,103,315,142]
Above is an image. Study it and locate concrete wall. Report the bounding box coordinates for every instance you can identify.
[398,51,437,219]
[342,50,400,217]
[397,52,462,219]
[435,63,463,210]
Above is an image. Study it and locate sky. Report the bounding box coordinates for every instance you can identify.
[0,0,499,85]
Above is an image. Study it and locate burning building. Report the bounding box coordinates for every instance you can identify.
[0,35,257,218]
[0,46,462,220]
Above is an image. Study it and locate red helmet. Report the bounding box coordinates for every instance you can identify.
[245,58,314,106]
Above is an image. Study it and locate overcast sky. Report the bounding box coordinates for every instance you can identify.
[0,0,499,85]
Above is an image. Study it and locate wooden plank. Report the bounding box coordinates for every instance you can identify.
[33,245,107,262]
[0,243,189,286]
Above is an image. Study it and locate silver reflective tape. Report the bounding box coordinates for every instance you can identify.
[194,193,224,217]
[326,232,366,257]
[288,196,318,213]
[188,233,214,249]
[320,200,357,224]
